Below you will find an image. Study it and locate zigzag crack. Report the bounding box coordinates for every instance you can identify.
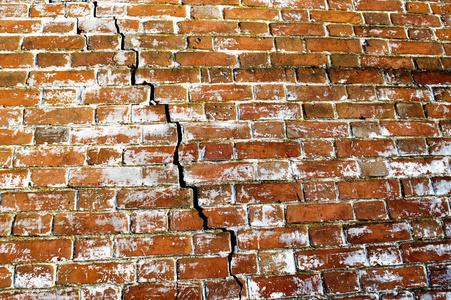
[160,98,244,299]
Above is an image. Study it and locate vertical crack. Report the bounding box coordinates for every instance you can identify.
[162,103,243,299]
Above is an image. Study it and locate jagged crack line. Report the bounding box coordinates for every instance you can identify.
[227,229,244,299]
[115,16,139,86]
[163,104,243,297]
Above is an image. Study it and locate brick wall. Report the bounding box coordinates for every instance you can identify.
[0,0,451,299]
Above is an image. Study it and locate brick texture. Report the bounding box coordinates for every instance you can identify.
[0,0,450,299]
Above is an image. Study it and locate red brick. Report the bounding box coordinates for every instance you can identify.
[131,211,168,233]
[1,190,75,212]
[388,197,448,219]
[68,167,142,187]
[169,209,203,231]
[287,85,346,101]
[231,253,258,275]
[324,271,360,294]
[271,23,325,35]
[30,4,64,17]
[74,237,113,261]
[249,204,284,227]
[0,267,12,288]
[391,41,443,55]
[241,22,269,34]
[88,35,121,50]
[236,141,300,159]
[287,202,354,223]
[287,121,349,138]
[193,231,231,254]
[347,222,411,244]
[236,68,295,82]
[429,263,451,286]
[402,241,451,262]
[87,147,121,165]
[293,160,359,179]
[200,142,233,160]
[310,225,344,246]
[367,245,402,266]
[71,126,141,144]
[125,35,185,50]
[124,283,201,300]
[206,278,246,300]
[0,239,71,263]
[0,53,34,68]
[178,21,238,33]
[138,259,175,282]
[58,262,134,284]
[415,71,451,85]
[297,247,366,270]
[413,219,443,239]
[253,121,285,138]
[23,36,85,50]
[116,235,192,257]
[117,188,191,209]
[238,227,308,250]
[54,212,128,235]
[24,107,93,125]
[176,52,237,67]
[0,71,27,86]
[66,3,92,17]
[311,10,363,23]
[355,26,407,39]
[236,182,303,203]
[224,7,279,20]
[136,68,200,83]
[0,89,40,106]
[15,264,54,288]
[303,140,334,157]
[336,140,396,158]
[0,215,12,236]
[248,275,322,298]
[216,36,273,51]
[191,85,252,102]
[198,185,233,206]
[43,20,76,33]
[271,53,328,66]
[330,69,383,84]
[23,169,61,188]
[184,122,250,141]
[381,121,439,137]
[0,4,29,17]
[14,146,85,167]
[179,257,228,279]
[355,200,387,220]
[81,286,121,300]
[0,170,29,189]
[337,103,394,119]
[0,108,21,125]
[361,266,427,292]
[203,206,247,227]
[123,146,175,165]
[29,70,95,86]
[128,5,185,17]
[78,189,116,210]
[13,214,52,236]
[306,38,361,52]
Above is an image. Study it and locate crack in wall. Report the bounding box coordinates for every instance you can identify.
[110,14,243,297]
[163,103,244,300]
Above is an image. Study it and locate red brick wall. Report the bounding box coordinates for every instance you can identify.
[0,0,451,299]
